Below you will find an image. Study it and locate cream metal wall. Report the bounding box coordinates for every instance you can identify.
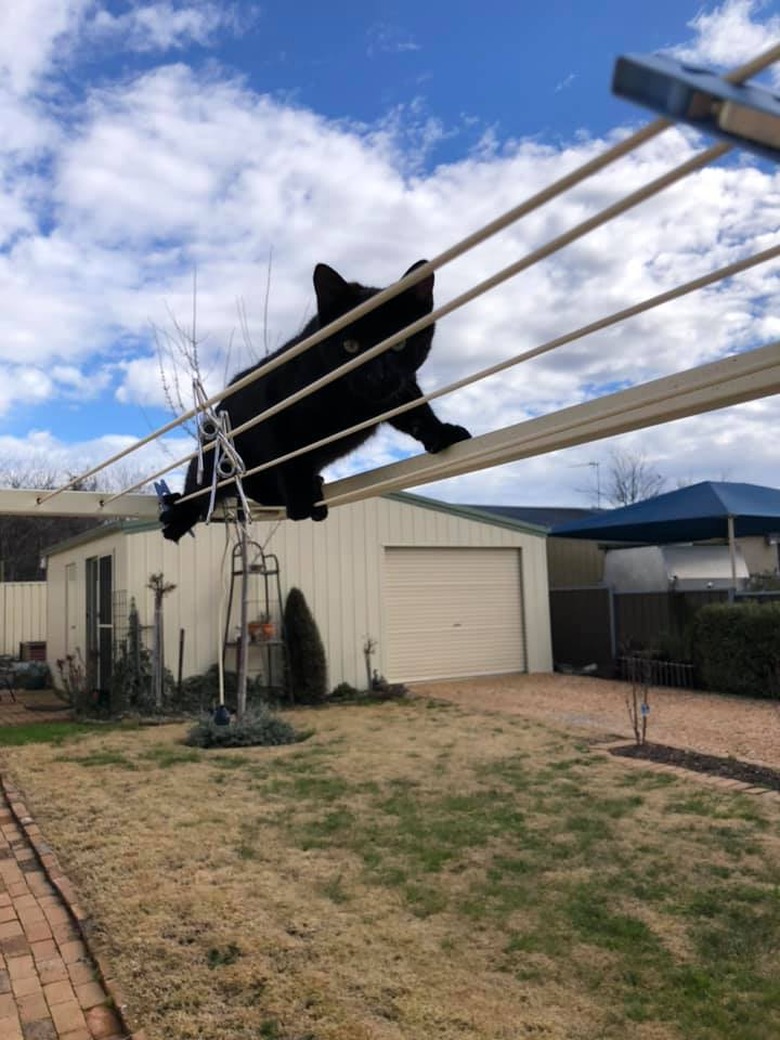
[0,582,47,656]
[46,495,552,689]
[547,538,605,588]
[45,527,127,671]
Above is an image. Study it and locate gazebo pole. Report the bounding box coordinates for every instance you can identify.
[727,515,738,590]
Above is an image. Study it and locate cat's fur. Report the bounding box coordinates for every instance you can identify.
[160,260,470,541]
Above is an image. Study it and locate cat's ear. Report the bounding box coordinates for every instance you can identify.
[402,260,434,304]
[313,264,350,317]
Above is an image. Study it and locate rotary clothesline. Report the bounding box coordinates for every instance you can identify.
[15,42,780,521]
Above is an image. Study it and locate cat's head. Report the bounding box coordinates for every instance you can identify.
[312,260,435,402]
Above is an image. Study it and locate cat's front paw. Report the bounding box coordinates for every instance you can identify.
[425,423,471,454]
[285,499,329,522]
[286,500,314,521]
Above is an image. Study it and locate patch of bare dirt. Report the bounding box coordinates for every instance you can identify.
[412,673,780,768]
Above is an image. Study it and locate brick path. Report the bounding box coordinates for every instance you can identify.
[0,785,134,1040]
[0,691,73,727]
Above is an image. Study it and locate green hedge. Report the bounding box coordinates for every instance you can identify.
[693,602,780,698]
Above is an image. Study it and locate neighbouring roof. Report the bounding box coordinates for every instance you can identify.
[551,481,780,544]
[44,491,549,558]
[463,504,597,530]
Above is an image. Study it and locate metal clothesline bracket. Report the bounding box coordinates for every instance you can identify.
[192,380,251,527]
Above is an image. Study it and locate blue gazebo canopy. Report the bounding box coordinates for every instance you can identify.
[551,481,780,544]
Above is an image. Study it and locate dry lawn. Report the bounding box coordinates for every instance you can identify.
[2,679,780,1040]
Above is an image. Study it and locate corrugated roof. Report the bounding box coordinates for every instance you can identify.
[463,504,596,529]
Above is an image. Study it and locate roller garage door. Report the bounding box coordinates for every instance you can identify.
[385,547,525,681]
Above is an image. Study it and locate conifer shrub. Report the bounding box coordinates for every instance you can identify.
[283,587,328,704]
[693,601,780,698]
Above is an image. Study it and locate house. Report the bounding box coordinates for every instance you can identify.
[44,491,552,693]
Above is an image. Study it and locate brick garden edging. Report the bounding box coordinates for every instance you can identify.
[0,775,147,1040]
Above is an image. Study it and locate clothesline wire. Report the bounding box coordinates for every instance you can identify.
[35,41,780,509]
[109,137,730,505]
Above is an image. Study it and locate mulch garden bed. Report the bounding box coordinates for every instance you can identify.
[610,742,780,792]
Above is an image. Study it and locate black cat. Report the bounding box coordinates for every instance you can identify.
[160,260,470,541]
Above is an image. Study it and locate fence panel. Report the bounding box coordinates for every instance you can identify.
[0,582,47,656]
[549,586,614,675]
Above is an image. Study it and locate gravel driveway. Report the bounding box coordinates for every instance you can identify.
[412,673,780,767]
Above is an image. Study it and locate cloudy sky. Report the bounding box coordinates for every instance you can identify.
[1,0,779,509]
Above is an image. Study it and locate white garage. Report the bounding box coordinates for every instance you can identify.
[45,491,552,691]
[384,547,525,681]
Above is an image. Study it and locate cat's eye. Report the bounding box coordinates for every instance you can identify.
[392,340,406,352]
[343,339,360,354]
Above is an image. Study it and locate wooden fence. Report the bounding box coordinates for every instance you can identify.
[549,587,729,679]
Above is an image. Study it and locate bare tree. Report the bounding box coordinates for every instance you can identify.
[602,449,665,507]
[0,460,155,581]
[154,263,276,716]
[0,464,102,581]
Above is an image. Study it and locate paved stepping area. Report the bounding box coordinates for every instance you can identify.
[0,692,72,726]
[0,785,133,1040]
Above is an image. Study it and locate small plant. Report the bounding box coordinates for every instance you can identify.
[206,943,241,969]
[111,597,163,714]
[625,653,651,746]
[363,636,377,690]
[328,677,408,704]
[329,681,361,702]
[283,587,328,704]
[184,704,307,749]
[55,650,93,714]
[147,572,176,709]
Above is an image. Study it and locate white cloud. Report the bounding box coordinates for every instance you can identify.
[0,361,115,416]
[0,3,248,97]
[670,0,780,81]
[555,73,577,93]
[0,428,190,491]
[0,0,92,95]
[87,2,244,53]
[366,23,421,58]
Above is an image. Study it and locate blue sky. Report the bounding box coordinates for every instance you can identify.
[1,0,779,505]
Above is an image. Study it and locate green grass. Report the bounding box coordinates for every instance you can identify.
[6,703,779,1040]
[56,748,138,769]
[225,729,780,1040]
[0,721,98,746]
[138,746,203,768]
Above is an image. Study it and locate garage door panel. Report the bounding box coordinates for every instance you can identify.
[385,547,525,681]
